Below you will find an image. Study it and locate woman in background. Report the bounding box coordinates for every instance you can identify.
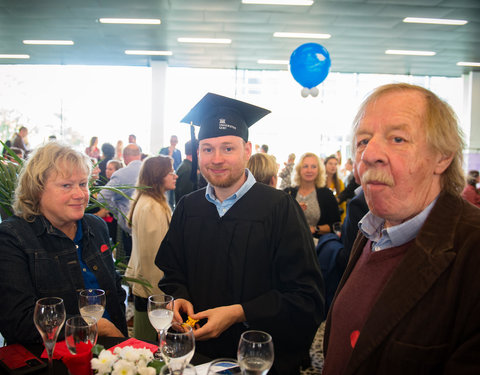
[115,140,124,161]
[85,136,101,160]
[125,155,177,341]
[284,152,340,241]
[462,170,480,208]
[247,153,278,187]
[324,155,346,222]
[98,143,116,185]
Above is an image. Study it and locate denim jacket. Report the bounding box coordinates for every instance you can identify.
[0,214,127,344]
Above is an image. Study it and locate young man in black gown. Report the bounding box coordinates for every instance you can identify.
[155,93,324,374]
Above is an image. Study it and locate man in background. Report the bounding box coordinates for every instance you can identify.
[175,140,195,204]
[12,126,29,157]
[323,83,480,374]
[98,143,142,258]
[160,135,182,209]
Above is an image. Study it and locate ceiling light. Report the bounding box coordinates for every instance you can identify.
[257,59,289,65]
[0,54,30,59]
[99,18,161,25]
[385,49,436,56]
[125,50,172,56]
[23,40,74,45]
[177,37,231,44]
[403,17,467,26]
[457,62,480,67]
[242,0,313,5]
[274,32,331,39]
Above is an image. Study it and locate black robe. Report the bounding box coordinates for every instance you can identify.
[155,182,325,374]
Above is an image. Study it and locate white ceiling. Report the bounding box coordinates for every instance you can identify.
[1,0,479,77]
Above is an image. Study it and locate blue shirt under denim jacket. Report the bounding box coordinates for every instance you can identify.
[0,213,127,344]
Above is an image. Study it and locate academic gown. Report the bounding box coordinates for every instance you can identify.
[155,182,325,374]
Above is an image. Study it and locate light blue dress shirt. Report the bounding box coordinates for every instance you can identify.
[205,169,256,217]
[358,196,438,252]
[97,159,142,233]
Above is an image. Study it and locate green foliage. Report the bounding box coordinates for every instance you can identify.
[148,359,166,374]
[0,141,22,216]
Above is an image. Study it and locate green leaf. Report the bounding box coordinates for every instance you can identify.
[148,359,165,374]
[91,344,105,356]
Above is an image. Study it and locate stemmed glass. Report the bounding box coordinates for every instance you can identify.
[65,315,98,355]
[78,289,106,323]
[33,297,66,373]
[237,330,274,375]
[147,294,174,358]
[160,322,195,375]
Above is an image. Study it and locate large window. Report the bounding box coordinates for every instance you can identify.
[0,64,463,167]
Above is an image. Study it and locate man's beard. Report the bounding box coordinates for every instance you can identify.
[202,166,245,189]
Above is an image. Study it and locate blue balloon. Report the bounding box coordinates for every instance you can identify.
[289,43,331,89]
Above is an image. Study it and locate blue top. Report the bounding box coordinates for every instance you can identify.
[359,196,438,251]
[205,169,256,217]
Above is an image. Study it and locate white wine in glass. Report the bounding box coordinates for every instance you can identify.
[65,315,98,355]
[33,297,66,373]
[148,294,174,358]
[78,289,105,323]
[237,330,274,375]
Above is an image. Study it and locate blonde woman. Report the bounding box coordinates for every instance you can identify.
[126,155,177,341]
[284,152,340,238]
[247,153,279,187]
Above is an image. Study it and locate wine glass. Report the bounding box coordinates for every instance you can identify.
[33,297,66,373]
[207,358,241,374]
[78,289,106,323]
[160,322,195,375]
[65,315,98,355]
[148,294,174,358]
[237,330,274,375]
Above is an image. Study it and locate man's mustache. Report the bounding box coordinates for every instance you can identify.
[361,169,394,186]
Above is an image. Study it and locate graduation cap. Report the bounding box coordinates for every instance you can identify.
[181,93,271,142]
[180,93,271,190]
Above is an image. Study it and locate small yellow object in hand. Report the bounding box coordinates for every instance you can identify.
[183,316,199,328]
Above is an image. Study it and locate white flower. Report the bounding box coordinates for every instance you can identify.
[112,359,136,375]
[118,347,141,363]
[92,346,159,375]
[91,350,116,375]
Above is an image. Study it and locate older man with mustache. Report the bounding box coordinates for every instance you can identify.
[322,83,480,375]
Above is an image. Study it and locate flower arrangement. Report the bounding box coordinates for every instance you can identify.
[91,346,164,375]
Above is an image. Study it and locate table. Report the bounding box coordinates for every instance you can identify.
[0,337,210,375]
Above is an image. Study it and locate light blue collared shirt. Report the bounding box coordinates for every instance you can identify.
[205,169,256,217]
[358,196,438,252]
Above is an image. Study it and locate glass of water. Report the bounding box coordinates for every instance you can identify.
[237,330,274,375]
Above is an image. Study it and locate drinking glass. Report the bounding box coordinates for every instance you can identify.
[78,289,106,323]
[148,294,174,358]
[160,322,195,375]
[207,358,241,374]
[33,297,66,373]
[65,315,98,355]
[237,330,274,375]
